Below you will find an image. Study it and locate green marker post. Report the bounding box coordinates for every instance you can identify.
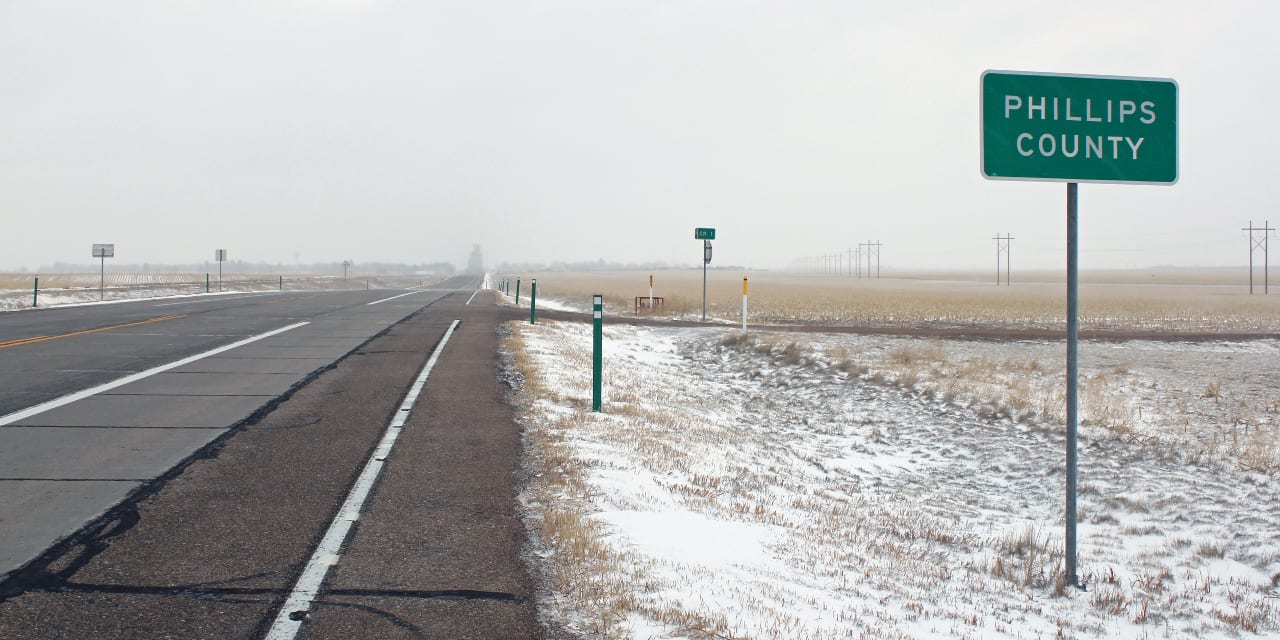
[515,278,521,305]
[32,276,38,308]
[205,273,210,293]
[592,294,603,412]
[530,279,537,324]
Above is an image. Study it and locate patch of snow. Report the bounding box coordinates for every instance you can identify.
[509,321,1280,639]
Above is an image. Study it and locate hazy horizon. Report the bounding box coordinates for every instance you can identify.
[4,2,1277,272]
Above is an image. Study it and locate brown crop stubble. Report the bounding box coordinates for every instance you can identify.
[509,269,1280,334]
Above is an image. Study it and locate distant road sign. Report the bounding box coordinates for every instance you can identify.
[981,70,1177,184]
[695,227,716,240]
[91,244,115,258]
[215,249,227,262]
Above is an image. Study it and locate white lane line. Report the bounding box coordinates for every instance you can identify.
[263,319,461,640]
[365,290,424,306]
[0,322,310,427]
[465,289,482,305]
[154,293,276,307]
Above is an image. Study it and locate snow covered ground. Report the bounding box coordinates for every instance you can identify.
[504,320,1280,639]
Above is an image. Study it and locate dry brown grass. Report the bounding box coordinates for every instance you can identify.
[984,525,1065,590]
[505,325,646,638]
[507,319,1280,638]
[503,269,1280,333]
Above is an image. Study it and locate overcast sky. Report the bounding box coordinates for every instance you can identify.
[2,1,1277,272]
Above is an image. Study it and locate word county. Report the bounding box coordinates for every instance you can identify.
[1002,95,1157,160]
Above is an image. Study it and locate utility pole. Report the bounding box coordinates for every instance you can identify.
[1242,220,1274,294]
[993,233,1014,286]
[847,248,854,277]
[863,241,883,278]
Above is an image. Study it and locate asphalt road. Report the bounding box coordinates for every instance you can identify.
[0,278,476,581]
[0,279,546,639]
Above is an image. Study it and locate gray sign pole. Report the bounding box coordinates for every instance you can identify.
[981,70,1178,593]
[99,254,105,300]
[1065,182,1080,588]
[702,240,710,321]
[215,249,227,292]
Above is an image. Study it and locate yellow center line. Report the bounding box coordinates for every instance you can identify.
[0,314,187,350]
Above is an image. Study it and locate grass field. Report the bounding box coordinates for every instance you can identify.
[503,269,1280,333]
[502,268,1280,639]
[506,319,1280,639]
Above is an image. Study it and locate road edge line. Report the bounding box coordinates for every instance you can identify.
[263,318,461,640]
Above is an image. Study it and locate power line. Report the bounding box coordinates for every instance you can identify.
[993,233,1013,286]
[1242,220,1274,294]
[859,241,883,279]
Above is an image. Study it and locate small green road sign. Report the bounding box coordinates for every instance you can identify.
[694,227,716,240]
[981,70,1177,184]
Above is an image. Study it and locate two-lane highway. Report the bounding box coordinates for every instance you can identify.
[1,284,457,417]
[0,277,479,581]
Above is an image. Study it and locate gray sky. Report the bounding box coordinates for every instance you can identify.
[2,1,1276,272]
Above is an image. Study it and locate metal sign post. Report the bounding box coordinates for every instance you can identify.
[91,244,115,300]
[982,69,1178,590]
[215,249,227,292]
[741,277,748,331]
[696,228,716,321]
[649,274,654,312]
[703,240,712,320]
[1065,182,1080,587]
[592,294,603,412]
[530,279,537,324]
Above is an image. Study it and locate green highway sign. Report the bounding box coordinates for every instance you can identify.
[981,70,1178,184]
[694,227,716,240]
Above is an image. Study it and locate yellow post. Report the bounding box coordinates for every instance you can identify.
[741,277,748,330]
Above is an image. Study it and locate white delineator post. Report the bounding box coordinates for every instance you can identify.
[649,274,654,312]
[741,276,748,331]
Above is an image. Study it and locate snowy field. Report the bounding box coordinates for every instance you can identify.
[504,320,1280,639]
